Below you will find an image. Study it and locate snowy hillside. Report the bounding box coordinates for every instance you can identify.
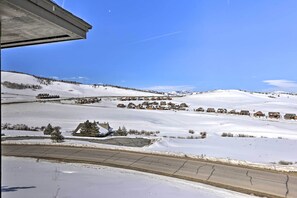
[174,90,297,115]
[1,71,161,101]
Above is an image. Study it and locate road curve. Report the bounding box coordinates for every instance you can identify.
[2,144,296,198]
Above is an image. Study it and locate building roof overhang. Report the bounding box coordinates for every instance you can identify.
[0,0,92,48]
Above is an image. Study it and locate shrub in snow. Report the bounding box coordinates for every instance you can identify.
[188,130,195,134]
[114,126,128,136]
[50,128,64,143]
[200,132,207,139]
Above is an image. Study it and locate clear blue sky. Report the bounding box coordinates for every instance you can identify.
[2,0,297,92]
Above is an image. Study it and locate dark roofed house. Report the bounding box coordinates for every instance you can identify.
[268,112,281,119]
[284,113,296,120]
[196,107,205,112]
[228,109,237,114]
[254,111,265,117]
[206,108,216,113]
[240,110,250,116]
[127,103,136,109]
[217,108,227,113]
[180,103,189,108]
[117,103,126,108]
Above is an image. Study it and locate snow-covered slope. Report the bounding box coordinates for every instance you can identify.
[1,71,160,99]
[175,90,297,115]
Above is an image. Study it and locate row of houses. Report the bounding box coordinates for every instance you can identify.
[75,97,101,104]
[195,107,297,120]
[117,101,189,111]
[120,96,172,101]
[36,93,60,99]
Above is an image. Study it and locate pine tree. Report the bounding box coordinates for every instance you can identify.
[51,128,64,143]
[44,123,54,135]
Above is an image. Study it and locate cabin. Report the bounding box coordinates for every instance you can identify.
[127,103,136,109]
[160,101,167,106]
[240,110,250,116]
[120,97,127,101]
[180,103,189,108]
[228,109,237,114]
[284,113,296,120]
[217,108,227,113]
[268,112,281,119]
[73,121,113,137]
[196,107,205,112]
[253,111,265,117]
[206,108,216,113]
[36,93,60,99]
[144,97,150,100]
[137,104,145,109]
[142,101,149,106]
[117,103,126,108]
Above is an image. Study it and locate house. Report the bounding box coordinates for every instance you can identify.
[73,121,113,137]
[160,101,167,106]
[117,103,126,108]
[254,111,265,117]
[180,103,189,108]
[206,108,216,113]
[217,108,227,113]
[284,113,296,120]
[240,110,250,116]
[127,103,136,109]
[137,104,145,109]
[228,109,237,114]
[196,107,205,112]
[36,93,60,99]
[268,112,281,119]
[120,97,127,101]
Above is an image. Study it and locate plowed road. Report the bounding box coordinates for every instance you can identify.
[2,144,296,198]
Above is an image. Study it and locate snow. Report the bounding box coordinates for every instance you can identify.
[2,71,297,170]
[1,156,256,198]
[1,71,160,101]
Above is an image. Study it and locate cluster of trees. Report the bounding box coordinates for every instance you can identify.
[113,127,160,136]
[73,120,101,137]
[1,123,42,131]
[44,124,64,142]
[2,81,42,90]
[92,83,165,95]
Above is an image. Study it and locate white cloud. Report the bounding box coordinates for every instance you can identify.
[263,79,297,92]
[143,85,195,92]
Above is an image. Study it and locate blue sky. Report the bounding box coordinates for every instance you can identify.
[2,0,297,92]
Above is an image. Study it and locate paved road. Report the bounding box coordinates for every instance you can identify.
[2,144,296,198]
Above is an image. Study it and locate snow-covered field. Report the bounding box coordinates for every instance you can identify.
[2,71,297,167]
[2,156,255,198]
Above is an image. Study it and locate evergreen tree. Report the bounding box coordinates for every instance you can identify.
[51,128,64,142]
[44,123,54,135]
